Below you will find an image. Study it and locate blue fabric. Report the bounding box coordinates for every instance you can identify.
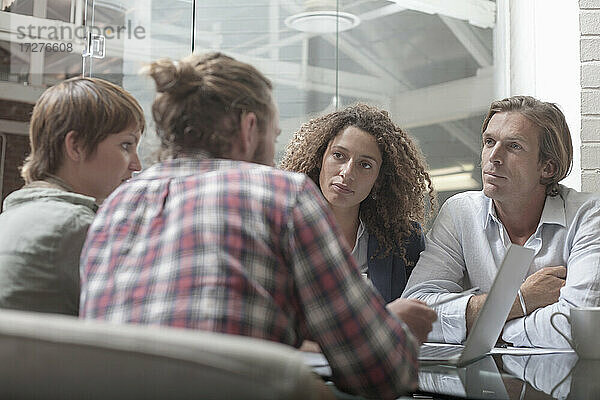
[368,224,425,303]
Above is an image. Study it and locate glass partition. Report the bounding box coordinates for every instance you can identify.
[82,0,193,163]
[1,0,498,200]
[190,0,496,201]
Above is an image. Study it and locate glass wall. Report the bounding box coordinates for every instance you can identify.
[191,0,496,202]
[0,0,499,201]
[82,0,194,162]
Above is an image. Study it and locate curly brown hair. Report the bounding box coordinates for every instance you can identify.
[280,103,435,261]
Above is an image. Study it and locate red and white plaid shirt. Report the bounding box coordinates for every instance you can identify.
[80,157,418,399]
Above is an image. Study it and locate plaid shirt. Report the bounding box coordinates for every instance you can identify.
[80,157,418,399]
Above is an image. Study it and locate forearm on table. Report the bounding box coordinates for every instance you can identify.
[466,294,486,334]
[466,293,525,334]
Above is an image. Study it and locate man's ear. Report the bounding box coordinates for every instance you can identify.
[64,130,85,162]
[238,111,258,158]
[542,159,557,180]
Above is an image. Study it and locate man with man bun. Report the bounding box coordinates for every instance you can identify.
[80,53,436,400]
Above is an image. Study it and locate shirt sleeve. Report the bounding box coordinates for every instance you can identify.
[285,178,419,400]
[502,202,600,347]
[402,200,471,344]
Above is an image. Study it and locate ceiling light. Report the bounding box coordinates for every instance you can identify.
[431,172,480,192]
[285,10,361,34]
[429,164,480,192]
[429,163,475,177]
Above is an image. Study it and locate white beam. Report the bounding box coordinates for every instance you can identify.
[232,53,386,101]
[358,4,406,21]
[0,82,45,103]
[0,11,81,42]
[246,31,310,56]
[0,120,29,136]
[247,3,408,57]
[151,22,220,46]
[440,121,481,155]
[392,67,494,129]
[440,16,492,67]
[389,0,495,28]
[321,34,410,91]
[431,171,480,192]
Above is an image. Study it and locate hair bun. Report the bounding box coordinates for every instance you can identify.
[146,58,200,97]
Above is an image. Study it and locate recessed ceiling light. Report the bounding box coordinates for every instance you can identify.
[285,10,360,34]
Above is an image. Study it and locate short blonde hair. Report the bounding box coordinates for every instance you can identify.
[21,77,145,183]
[482,96,572,196]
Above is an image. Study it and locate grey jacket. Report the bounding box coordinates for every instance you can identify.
[0,184,97,315]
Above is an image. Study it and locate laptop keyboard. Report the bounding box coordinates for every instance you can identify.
[419,344,464,359]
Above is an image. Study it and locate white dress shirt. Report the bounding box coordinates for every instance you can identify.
[402,185,600,347]
[351,220,369,275]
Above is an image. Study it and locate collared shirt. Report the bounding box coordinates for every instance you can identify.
[80,157,419,399]
[403,186,600,347]
[351,220,369,274]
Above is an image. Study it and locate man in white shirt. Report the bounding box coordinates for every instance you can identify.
[403,95,600,348]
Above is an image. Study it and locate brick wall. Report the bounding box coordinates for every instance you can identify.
[581,0,600,191]
[1,133,30,211]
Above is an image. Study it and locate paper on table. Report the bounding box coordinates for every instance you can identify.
[490,346,575,355]
[301,351,329,366]
[300,351,332,377]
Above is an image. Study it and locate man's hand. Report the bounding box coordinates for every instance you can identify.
[386,298,437,344]
[520,266,566,314]
[469,266,567,333]
[299,340,321,353]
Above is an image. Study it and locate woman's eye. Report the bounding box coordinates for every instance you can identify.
[121,143,132,151]
[332,152,343,159]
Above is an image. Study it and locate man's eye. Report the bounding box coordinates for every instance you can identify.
[332,152,343,159]
[484,138,494,146]
[510,143,522,150]
[361,162,372,169]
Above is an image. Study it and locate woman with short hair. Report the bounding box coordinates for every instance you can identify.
[0,77,145,315]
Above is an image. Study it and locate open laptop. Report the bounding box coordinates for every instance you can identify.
[419,244,535,367]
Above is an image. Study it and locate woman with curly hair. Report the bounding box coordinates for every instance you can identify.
[280,103,435,303]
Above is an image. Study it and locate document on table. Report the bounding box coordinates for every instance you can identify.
[302,351,328,366]
[301,352,331,377]
[421,342,575,356]
[490,346,575,355]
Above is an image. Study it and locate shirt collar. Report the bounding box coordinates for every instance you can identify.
[539,193,566,227]
[25,174,74,192]
[483,195,497,229]
[356,219,367,242]
[141,154,267,180]
[482,192,566,229]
